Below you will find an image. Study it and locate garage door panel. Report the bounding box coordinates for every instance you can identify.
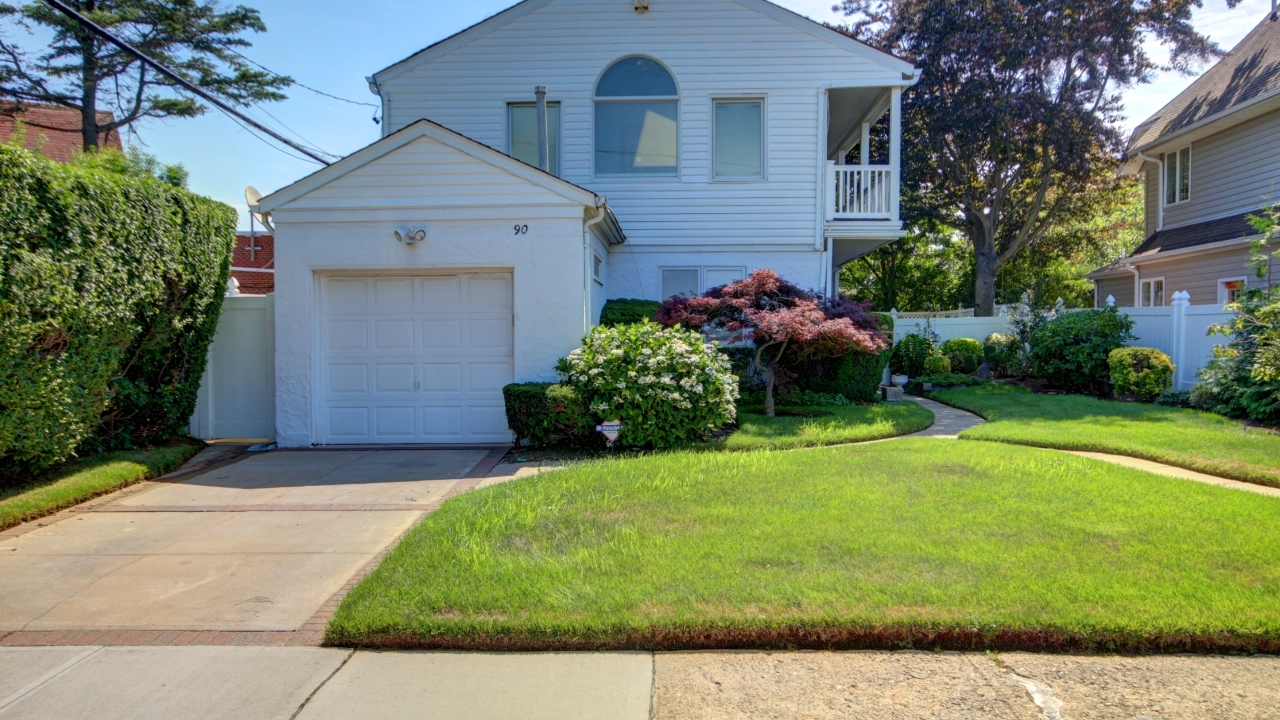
[422,320,462,349]
[328,364,369,394]
[321,272,513,444]
[374,364,416,393]
[328,407,370,438]
[375,406,417,437]
[375,320,415,349]
[421,275,462,306]
[327,321,368,350]
[422,407,464,437]
[421,363,462,392]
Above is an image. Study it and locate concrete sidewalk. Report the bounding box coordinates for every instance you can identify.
[2,646,1277,719]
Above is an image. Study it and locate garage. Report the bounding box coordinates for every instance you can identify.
[320,272,514,444]
[254,119,624,448]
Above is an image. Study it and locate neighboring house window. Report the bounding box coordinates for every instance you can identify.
[1220,278,1247,304]
[1140,278,1165,307]
[594,56,678,176]
[1163,146,1190,205]
[593,253,604,284]
[660,266,745,300]
[713,99,764,179]
[509,102,560,176]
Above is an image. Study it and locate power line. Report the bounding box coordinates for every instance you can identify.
[224,48,378,109]
[41,0,333,165]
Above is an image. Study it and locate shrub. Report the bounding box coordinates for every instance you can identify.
[923,355,952,375]
[1028,308,1135,396]
[891,334,934,377]
[1154,389,1192,408]
[599,299,661,327]
[0,145,235,473]
[791,348,891,404]
[557,321,738,447]
[781,390,852,407]
[983,332,1022,377]
[920,373,989,388]
[1109,347,1174,402]
[502,383,597,447]
[940,338,983,374]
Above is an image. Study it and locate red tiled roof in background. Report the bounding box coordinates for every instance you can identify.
[0,104,123,163]
[232,233,274,294]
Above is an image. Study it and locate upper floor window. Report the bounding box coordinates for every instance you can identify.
[595,56,678,176]
[509,102,560,176]
[713,99,764,179]
[1141,277,1165,307]
[1164,146,1190,205]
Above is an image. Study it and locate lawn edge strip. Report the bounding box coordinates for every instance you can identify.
[921,392,1280,490]
[0,442,205,532]
[325,625,1280,656]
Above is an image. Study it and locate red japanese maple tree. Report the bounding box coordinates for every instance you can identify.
[657,269,887,416]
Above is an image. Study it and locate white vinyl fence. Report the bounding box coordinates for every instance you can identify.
[889,292,1233,390]
[188,293,276,440]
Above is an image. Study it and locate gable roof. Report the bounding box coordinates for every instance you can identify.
[371,0,917,85]
[255,118,625,243]
[1127,13,1280,154]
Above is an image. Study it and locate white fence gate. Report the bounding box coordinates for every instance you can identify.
[189,294,276,440]
[890,293,1233,390]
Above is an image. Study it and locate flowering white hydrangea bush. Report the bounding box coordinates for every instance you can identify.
[556,320,738,447]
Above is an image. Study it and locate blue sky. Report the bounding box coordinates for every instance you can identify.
[107,0,1275,228]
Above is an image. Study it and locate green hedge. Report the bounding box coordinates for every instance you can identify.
[599,299,661,327]
[1029,308,1135,397]
[502,383,598,447]
[0,146,235,473]
[796,349,890,404]
[1109,347,1174,402]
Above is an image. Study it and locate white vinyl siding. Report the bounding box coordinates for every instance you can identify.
[376,0,906,250]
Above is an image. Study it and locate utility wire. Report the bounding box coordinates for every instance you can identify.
[225,48,378,108]
[41,0,333,166]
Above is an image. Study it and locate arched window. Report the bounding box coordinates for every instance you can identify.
[594,57,678,176]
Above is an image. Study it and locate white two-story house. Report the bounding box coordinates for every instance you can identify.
[255,0,919,447]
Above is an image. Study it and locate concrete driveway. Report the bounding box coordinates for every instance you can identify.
[0,447,500,639]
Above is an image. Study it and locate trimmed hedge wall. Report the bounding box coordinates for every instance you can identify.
[502,383,599,447]
[0,146,236,473]
[599,298,661,327]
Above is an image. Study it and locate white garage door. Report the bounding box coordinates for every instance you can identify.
[319,272,513,444]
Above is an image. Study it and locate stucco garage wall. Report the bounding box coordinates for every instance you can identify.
[607,245,825,300]
[272,213,587,447]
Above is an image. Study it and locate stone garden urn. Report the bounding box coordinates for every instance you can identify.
[891,374,909,388]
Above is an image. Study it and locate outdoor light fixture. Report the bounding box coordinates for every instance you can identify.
[634,0,649,13]
[394,228,427,245]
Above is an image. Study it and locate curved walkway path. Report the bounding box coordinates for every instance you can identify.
[906,396,1280,499]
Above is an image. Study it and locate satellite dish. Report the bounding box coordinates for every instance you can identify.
[244,186,275,233]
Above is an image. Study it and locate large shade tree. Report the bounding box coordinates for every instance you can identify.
[0,0,290,150]
[836,0,1239,315]
[658,270,887,416]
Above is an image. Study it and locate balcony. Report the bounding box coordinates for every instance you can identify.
[825,162,895,221]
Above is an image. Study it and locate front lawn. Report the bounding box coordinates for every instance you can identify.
[0,441,203,530]
[929,384,1280,487]
[329,440,1280,653]
[715,401,934,450]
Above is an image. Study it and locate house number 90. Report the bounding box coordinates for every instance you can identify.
[514,224,529,235]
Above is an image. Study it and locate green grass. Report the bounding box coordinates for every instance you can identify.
[929,383,1280,487]
[329,440,1280,652]
[714,401,934,450]
[0,441,203,530]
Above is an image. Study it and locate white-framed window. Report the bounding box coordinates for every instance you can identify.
[660,266,745,300]
[712,98,764,180]
[1140,277,1166,307]
[1163,146,1191,205]
[594,56,678,177]
[1219,277,1247,305]
[508,101,560,176]
[592,253,604,284]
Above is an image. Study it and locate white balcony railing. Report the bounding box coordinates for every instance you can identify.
[826,162,894,220]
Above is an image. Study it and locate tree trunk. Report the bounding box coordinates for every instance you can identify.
[764,367,776,417]
[972,226,1000,317]
[79,28,100,151]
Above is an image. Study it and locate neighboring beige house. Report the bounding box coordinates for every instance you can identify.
[1090,11,1279,307]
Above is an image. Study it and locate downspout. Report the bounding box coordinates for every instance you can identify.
[1136,151,1163,231]
[583,199,610,333]
[366,76,388,138]
[1128,265,1141,308]
[535,86,550,172]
